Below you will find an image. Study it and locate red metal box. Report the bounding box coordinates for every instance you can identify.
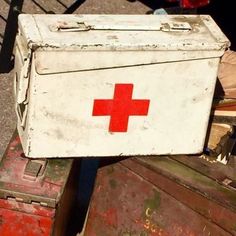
[0,132,79,236]
[83,156,236,236]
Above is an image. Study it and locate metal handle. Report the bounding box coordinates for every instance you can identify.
[49,20,192,32]
[49,21,91,32]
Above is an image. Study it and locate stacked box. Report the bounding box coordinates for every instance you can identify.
[0,131,79,236]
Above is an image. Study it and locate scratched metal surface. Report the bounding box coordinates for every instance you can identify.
[0,131,82,236]
[0,0,151,158]
[84,158,236,236]
[0,131,73,208]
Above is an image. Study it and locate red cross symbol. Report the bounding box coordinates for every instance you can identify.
[92,84,150,132]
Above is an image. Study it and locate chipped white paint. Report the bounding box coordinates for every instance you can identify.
[14,14,230,158]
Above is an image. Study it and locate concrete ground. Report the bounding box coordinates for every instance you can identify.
[0,0,154,157]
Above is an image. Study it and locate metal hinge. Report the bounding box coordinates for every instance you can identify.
[7,196,48,207]
[0,189,56,207]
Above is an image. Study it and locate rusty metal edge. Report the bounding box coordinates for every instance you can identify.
[121,158,236,234]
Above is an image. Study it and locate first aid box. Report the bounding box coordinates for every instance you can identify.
[14,14,230,158]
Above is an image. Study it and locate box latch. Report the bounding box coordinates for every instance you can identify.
[23,159,47,181]
[14,35,32,128]
[17,55,31,104]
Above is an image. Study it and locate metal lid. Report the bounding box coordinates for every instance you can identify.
[18,14,230,51]
[0,131,74,208]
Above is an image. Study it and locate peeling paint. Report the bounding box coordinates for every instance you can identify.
[84,159,236,235]
[15,14,230,158]
[109,179,117,189]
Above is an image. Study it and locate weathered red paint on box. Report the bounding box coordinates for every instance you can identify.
[84,156,236,236]
[0,132,79,236]
[0,199,53,236]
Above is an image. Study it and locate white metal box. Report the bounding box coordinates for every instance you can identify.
[14,14,230,158]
